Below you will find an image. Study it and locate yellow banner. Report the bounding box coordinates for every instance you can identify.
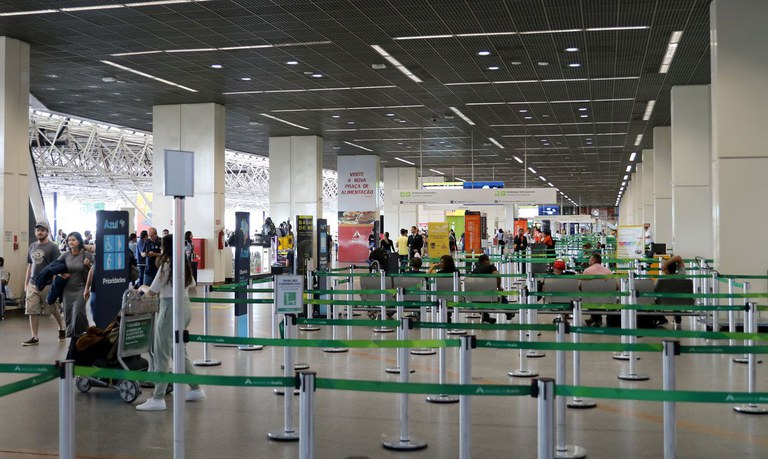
[428,222,451,260]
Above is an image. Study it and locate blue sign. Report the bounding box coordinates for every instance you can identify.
[539,205,560,216]
[92,210,130,328]
[463,181,505,189]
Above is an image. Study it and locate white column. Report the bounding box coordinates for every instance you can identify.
[711,0,768,274]
[670,85,713,259]
[653,127,672,247]
[269,136,322,224]
[153,103,226,283]
[634,165,643,226]
[0,37,30,297]
[641,150,654,229]
[383,167,417,236]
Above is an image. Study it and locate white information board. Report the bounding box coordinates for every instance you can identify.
[391,187,557,205]
[275,275,304,314]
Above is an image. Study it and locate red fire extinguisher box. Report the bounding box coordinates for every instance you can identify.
[192,238,206,269]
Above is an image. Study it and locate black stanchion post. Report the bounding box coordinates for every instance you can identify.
[240,277,264,351]
[58,360,75,459]
[298,371,317,459]
[194,284,222,366]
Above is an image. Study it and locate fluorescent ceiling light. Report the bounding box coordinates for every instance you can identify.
[1,1,212,16]
[394,157,416,166]
[528,167,537,174]
[513,156,524,164]
[449,107,476,126]
[394,26,647,41]
[455,178,466,182]
[224,85,397,96]
[61,4,124,11]
[371,45,423,83]
[659,31,683,73]
[343,141,373,152]
[626,165,632,172]
[488,137,504,149]
[566,47,579,52]
[623,175,629,180]
[466,97,632,107]
[446,76,636,87]
[112,40,331,57]
[0,9,57,16]
[629,152,637,161]
[100,60,197,92]
[548,182,554,187]
[634,134,644,146]
[643,100,656,121]
[622,181,627,186]
[585,26,649,32]
[259,113,309,130]
[429,169,445,175]
[539,176,547,181]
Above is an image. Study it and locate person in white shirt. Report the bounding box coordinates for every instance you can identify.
[644,223,653,247]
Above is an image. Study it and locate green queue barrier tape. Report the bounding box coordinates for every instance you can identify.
[638,291,768,299]
[189,297,273,304]
[680,345,768,355]
[306,289,397,295]
[557,385,768,404]
[75,366,293,387]
[315,378,532,396]
[299,318,397,327]
[188,334,460,349]
[0,363,58,374]
[305,299,433,307]
[0,370,58,399]
[417,322,556,332]
[571,325,768,341]
[475,339,663,353]
[720,274,768,280]
[447,302,571,311]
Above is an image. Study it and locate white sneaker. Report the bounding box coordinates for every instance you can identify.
[186,388,206,402]
[136,398,166,411]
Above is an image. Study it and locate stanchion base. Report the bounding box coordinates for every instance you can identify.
[323,348,349,353]
[193,359,222,367]
[732,358,748,364]
[274,388,300,396]
[238,345,264,351]
[617,373,650,381]
[526,351,546,358]
[567,398,597,409]
[509,369,539,378]
[299,326,321,332]
[280,363,310,370]
[465,313,481,319]
[611,352,639,361]
[382,438,428,451]
[373,327,395,333]
[385,366,416,374]
[267,430,300,442]
[447,329,468,335]
[555,444,587,458]
[733,404,768,414]
[411,348,437,356]
[425,394,459,404]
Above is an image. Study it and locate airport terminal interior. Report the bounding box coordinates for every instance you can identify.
[1,1,768,458]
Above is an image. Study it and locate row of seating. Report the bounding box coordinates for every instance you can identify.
[357,276,501,304]
[540,277,694,307]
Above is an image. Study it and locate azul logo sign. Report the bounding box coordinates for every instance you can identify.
[494,190,507,197]
[400,191,412,197]
[103,219,126,230]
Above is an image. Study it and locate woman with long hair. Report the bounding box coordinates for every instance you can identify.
[136,234,205,411]
[58,231,93,337]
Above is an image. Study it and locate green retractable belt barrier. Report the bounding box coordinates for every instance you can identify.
[75,366,293,388]
[0,365,58,399]
[188,334,459,349]
[557,385,768,404]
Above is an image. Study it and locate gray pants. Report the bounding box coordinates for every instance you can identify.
[151,296,199,399]
[62,288,88,338]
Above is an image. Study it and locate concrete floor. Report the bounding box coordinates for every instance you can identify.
[0,284,767,459]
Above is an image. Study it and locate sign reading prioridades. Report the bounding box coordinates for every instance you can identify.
[92,210,130,328]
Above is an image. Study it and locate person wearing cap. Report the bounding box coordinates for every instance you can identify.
[552,259,575,275]
[22,221,66,346]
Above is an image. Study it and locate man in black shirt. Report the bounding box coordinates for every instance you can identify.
[141,227,162,286]
[512,227,528,274]
[408,226,424,259]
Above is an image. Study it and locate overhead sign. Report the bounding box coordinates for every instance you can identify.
[275,275,304,314]
[392,188,556,205]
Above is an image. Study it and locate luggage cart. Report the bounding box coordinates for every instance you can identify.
[76,288,158,403]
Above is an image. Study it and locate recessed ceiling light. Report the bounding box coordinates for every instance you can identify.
[510,61,522,65]
[332,115,340,118]
[524,116,533,120]
[487,65,500,70]
[519,109,528,113]
[211,64,223,69]
[537,61,549,66]
[399,119,406,123]
[241,77,251,81]
[397,142,403,145]
[478,50,491,56]
[386,113,395,117]
[568,63,581,68]
[580,114,588,118]
[286,60,299,65]
[578,107,588,111]
[629,152,637,161]
[566,47,579,52]
[311,73,323,78]
[347,121,355,125]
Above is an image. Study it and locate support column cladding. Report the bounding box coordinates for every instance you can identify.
[268,136,322,224]
[670,85,713,259]
[653,127,672,248]
[710,0,768,275]
[641,150,654,230]
[0,37,30,297]
[383,167,417,237]
[153,103,226,283]
[634,165,643,226]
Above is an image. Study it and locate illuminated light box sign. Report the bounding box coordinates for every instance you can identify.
[393,188,556,206]
[539,205,560,216]
[518,206,539,218]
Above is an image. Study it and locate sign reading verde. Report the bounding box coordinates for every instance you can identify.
[391,188,557,205]
[275,274,304,314]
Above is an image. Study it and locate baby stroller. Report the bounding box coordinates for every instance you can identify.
[71,288,158,403]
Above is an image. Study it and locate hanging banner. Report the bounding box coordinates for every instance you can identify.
[617,225,645,259]
[92,210,130,328]
[427,222,451,260]
[392,187,557,205]
[465,211,482,255]
[295,215,314,275]
[234,212,250,336]
[337,155,380,262]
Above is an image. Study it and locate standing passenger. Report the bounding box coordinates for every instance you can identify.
[58,232,93,338]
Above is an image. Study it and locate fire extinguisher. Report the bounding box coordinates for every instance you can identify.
[218,229,225,250]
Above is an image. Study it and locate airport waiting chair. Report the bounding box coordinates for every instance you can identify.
[463,276,503,323]
[579,278,619,327]
[655,278,694,328]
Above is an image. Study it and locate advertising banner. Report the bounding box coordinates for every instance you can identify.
[316,218,329,271]
[295,215,313,275]
[392,187,557,205]
[337,155,380,262]
[617,225,645,259]
[234,212,250,336]
[513,219,528,236]
[427,222,451,260]
[465,211,482,255]
[92,210,130,328]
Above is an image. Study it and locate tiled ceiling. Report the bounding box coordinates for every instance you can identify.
[1,0,712,206]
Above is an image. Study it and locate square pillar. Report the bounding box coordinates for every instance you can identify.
[653,127,672,247]
[269,136,322,224]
